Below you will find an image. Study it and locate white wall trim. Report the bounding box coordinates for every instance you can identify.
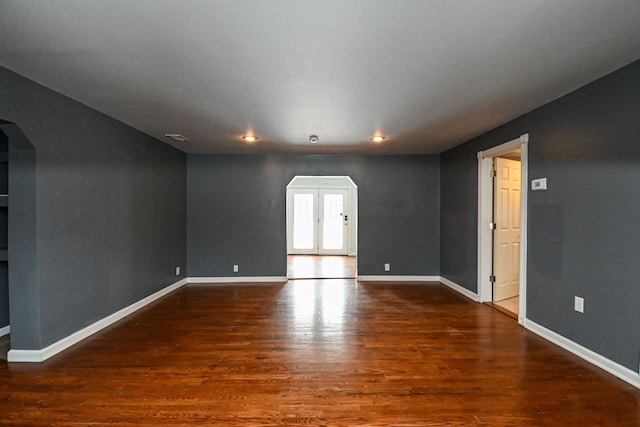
[439,277,480,302]
[7,278,188,363]
[0,325,9,337]
[477,134,528,159]
[477,154,494,303]
[6,349,41,363]
[518,142,529,323]
[188,276,288,284]
[357,275,440,282]
[524,319,640,389]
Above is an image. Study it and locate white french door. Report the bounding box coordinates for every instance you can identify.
[288,188,349,255]
[291,190,318,253]
[319,190,349,255]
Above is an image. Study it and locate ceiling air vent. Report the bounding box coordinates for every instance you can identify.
[164,134,189,142]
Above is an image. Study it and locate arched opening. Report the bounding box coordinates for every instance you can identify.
[286,176,357,279]
[0,120,38,361]
[0,129,8,358]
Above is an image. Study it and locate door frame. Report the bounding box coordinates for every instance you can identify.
[477,133,529,324]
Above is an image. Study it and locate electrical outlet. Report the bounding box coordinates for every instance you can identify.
[574,296,584,313]
[384,263,390,272]
[175,266,180,276]
[233,264,239,273]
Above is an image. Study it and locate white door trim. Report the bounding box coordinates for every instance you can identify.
[477,133,529,325]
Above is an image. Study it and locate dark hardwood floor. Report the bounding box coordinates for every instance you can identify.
[1,280,639,426]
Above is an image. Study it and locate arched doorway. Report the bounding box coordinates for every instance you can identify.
[286,176,357,279]
[0,120,37,361]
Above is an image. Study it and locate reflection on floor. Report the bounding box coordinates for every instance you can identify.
[1,283,638,424]
[493,296,519,319]
[287,255,356,279]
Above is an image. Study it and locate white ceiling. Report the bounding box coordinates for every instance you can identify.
[1,0,639,154]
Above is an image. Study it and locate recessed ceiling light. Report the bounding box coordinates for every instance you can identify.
[371,135,386,143]
[242,135,258,142]
[164,133,189,142]
[309,135,319,144]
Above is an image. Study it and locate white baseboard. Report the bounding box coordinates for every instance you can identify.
[188,276,288,284]
[438,276,480,302]
[7,276,291,363]
[524,319,640,389]
[8,273,638,391]
[357,275,440,282]
[432,277,639,389]
[7,278,188,363]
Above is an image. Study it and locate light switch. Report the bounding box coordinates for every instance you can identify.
[531,178,547,191]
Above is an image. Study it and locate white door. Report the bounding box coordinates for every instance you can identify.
[318,189,349,255]
[493,157,521,301]
[289,189,319,254]
[287,188,349,255]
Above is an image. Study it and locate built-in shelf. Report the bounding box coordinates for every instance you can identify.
[0,195,7,207]
[0,249,7,262]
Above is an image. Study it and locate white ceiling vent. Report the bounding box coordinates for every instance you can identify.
[164,134,189,143]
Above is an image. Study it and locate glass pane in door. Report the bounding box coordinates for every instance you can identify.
[322,193,344,250]
[293,193,315,250]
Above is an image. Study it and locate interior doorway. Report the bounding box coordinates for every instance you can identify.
[0,121,37,362]
[286,176,357,279]
[492,153,521,317]
[477,134,529,323]
[0,129,8,358]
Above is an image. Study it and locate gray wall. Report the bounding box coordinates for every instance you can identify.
[0,67,187,350]
[440,60,640,371]
[188,154,440,277]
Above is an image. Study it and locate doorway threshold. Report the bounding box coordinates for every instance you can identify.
[287,255,356,280]
[485,302,518,320]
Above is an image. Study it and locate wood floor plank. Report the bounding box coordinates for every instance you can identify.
[0,280,638,425]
